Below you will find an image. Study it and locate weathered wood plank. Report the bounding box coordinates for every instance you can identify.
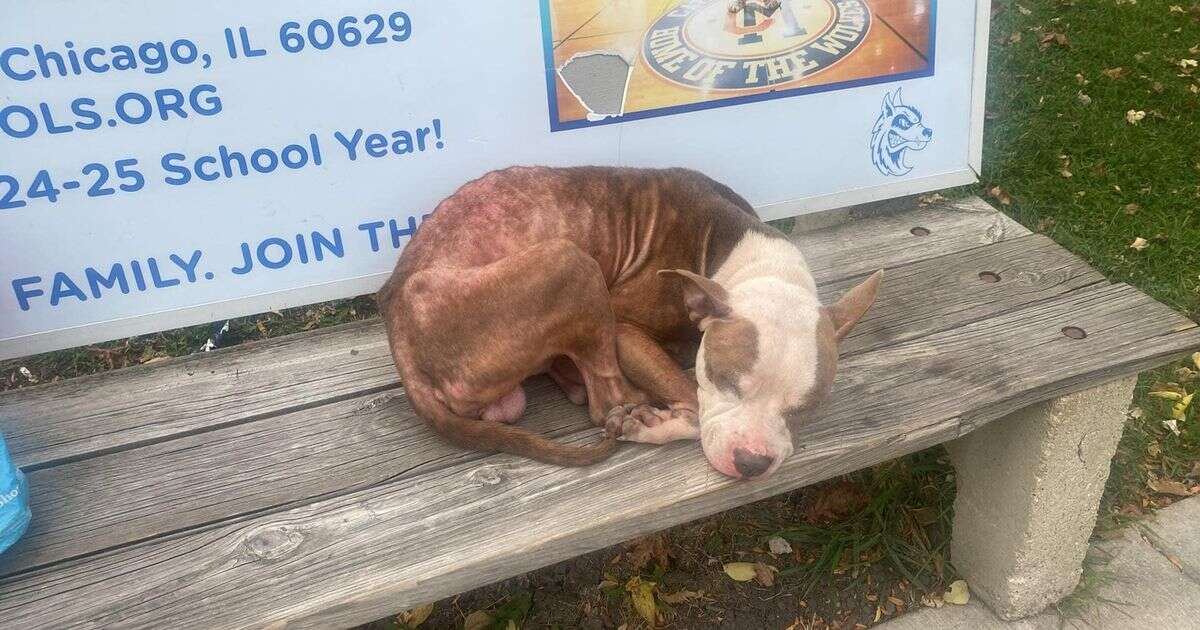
[0,379,587,576]
[1,197,1024,469]
[822,234,1103,355]
[0,319,393,469]
[802,196,1030,284]
[0,234,1100,576]
[1,283,1195,630]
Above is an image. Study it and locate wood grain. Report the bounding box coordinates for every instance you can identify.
[0,233,1089,576]
[0,198,1024,469]
[1,283,1195,629]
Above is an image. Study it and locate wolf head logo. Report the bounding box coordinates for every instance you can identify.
[870,88,933,177]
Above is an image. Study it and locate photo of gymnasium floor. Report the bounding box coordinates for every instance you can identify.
[546,0,932,125]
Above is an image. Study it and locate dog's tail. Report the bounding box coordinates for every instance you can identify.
[403,376,620,467]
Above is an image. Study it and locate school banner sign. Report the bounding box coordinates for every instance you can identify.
[0,0,990,359]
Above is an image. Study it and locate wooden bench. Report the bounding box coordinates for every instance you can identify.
[1,196,1197,628]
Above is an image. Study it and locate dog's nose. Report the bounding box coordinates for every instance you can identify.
[922,128,933,139]
[733,448,773,478]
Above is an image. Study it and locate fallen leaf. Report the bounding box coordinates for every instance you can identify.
[625,534,671,572]
[803,479,869,524]
[659,589,703,605]
[1102,67,1128,79]
[397,603,434,628]
[625,576,658,627]
[1129,237,1149,251]
[1124,203,1142,215]
[1148,477,1194,497]
[944,580,970,605]
[723,562,758,582]
[1192,351,1200,371]
[1060,168,1073,178]
[1018,4,1031,14]
[1163,418,1181,436]
[988,186,1013,206]
[1171,392,1194,420]
[1009,31,1022,44]
[463,610,493,630]
[1076,91,1092,105]
[921,594,945,608]
[1148,390,1183,400]
[1039,31,1069,49]
[753,562,776,587]
[768,536,794,555]
[1181,59,1198,69]
[17,366,37,383]
[1129,406,1144,419]
[1126,109,1147,124]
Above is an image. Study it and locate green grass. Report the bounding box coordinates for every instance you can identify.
[772,450,956,597]
[983,0,1200,320]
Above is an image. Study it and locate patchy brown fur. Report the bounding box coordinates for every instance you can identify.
[377,166,772,466]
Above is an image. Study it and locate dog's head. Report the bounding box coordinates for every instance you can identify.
[661,267,881,479]
[871,88,933,177]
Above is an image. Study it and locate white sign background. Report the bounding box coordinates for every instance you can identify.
[0,1,988,359]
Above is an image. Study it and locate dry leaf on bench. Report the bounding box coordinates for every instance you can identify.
[723,562,758,582]
[944,580,970,605]
[625,576,658,627]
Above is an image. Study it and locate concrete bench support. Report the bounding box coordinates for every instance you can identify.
[946,376,1138,619]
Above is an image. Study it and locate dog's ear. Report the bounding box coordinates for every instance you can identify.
[659,269,731,328]
[825,270,882,341]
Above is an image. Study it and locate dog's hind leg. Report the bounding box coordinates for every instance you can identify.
[398,238,647,429]
[548,357,588,406]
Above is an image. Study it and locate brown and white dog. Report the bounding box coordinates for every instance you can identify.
[377,167,880,479]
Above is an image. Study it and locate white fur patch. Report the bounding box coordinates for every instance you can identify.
[696,231,823,477]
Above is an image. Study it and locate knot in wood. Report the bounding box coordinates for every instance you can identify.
[354,391,400,413]
[243,525,304,561]
[468,465,507,487]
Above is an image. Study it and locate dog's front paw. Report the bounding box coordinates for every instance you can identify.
[604,403,660,439]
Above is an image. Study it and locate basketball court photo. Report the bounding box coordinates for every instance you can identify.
[541,0,934,130]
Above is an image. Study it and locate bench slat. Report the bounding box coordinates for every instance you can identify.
[0,234,1097,577]
[0,282,1194,630]
[0,198,1028,470]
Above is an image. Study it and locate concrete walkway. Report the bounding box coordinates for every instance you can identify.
[879,496,1200,630]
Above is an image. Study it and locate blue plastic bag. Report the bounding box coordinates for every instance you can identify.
[0,433,31,555]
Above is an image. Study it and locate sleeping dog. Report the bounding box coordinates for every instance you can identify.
[377,167,880,479]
